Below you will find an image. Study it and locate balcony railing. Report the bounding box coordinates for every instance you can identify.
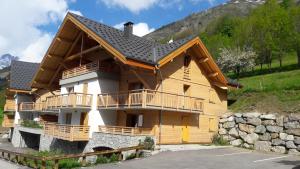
[98,125,155,136]
[45,93,92,110]
[4,100,16,112]
[44,123,90,141]
[98,89,204,113]
[62,61,100,79]
[19,102,44,112]
[2,115,14,128]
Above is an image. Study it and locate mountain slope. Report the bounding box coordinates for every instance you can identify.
[145,0,283,42]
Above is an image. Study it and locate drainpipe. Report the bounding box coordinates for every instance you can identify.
[156,65,163,147]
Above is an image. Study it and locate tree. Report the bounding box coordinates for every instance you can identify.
[217,47,257,80]
[290,6,300,67]
[248,0,292,70]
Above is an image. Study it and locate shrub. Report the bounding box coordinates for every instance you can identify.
[212,134,229,146]
[125,153,136,160]
[141,137,155,150]
[59,159,81,169]
[21,120,43,129]
[109,153,119,163]
[96,155,109,164]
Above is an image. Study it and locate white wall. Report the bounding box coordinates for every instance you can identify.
[59,77,119,136]
[14,94,34,124]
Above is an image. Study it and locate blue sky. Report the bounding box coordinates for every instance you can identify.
[0,0,227,62]
[46,0,227,36]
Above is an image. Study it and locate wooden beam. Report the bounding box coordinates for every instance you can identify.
[47,54,63,62]
[199,57,209,63]
[48,65,62,88]
[64,45,101,61]
[208,72,219,77]
[130,69,151,89]
[41,67,56,73]
[65,31,83,58]
[59,62,68,69]
[56,37,73,44]
[126,60,154,70]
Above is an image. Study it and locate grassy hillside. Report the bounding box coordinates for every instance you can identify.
[228,54,300,113]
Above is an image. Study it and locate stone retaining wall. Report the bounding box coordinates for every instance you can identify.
[219,113,300,154]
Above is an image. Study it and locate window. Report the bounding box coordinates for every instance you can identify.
[126,114,143,127]
[65,113,72,124]
[184,55,191,67]
[67,86,74,93]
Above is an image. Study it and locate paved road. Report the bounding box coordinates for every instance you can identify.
[0,159,27,169]
[2,147,300,169]
[89,147,300,169]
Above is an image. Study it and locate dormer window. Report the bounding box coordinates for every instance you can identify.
[184,55,191,68]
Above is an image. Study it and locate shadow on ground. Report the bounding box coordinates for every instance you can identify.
[277,160,300,169]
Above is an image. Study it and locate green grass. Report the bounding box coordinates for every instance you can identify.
[228,52,300,113]
[229,69,300,113]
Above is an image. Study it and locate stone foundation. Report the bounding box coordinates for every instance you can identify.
[219,112,300,155]
[84,132,154,152]
[11,126,154,156]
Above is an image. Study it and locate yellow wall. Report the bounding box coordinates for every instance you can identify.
[115,49,227,144]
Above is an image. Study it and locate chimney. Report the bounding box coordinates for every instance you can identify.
[123,21,134,38]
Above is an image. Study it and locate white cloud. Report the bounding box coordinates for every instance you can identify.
[133,23,155,37]
[98,0,215,13]
[98,0,158,14]
[114,22,155,37]
[0,0,82,62]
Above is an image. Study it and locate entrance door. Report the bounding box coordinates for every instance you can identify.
[182,116,190,143]
[80,112,88,126]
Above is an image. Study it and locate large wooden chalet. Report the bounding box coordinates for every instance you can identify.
[2,13,232,152]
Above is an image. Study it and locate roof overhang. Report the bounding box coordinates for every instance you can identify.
[31,13,155,89]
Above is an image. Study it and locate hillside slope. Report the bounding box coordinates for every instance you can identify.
[145,0,263,41]
[146,0,300,42]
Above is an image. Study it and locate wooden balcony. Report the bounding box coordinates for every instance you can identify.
[45,93,92,110]
[19,102,44,112]
[2,115,14,128]
[62,61,105,79]
[98,125,155,136]
[44,123,90,141]
[97,89,204,113]
[4,100,16,112]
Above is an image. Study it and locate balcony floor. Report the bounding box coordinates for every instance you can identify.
[98,105,202,114]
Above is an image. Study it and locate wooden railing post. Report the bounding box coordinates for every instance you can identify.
[142,90,146,108]
[105,95,108,108]
[41,158,46,169]
[54,159,59,169]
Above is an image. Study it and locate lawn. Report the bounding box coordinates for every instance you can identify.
[228,69,300,113]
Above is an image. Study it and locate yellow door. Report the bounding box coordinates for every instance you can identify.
[182,116,189,143]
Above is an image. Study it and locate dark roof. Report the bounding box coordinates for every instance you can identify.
[10,60,39,91]
[70,13,196,65]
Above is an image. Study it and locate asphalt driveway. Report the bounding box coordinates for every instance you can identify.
[89,147,300,169]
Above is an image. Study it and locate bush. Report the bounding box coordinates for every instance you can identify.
[125,153,136,160]
[141,137,155,150]
[59,159,81,169]
[212,134,229,146]
[109,153,119,163]
[96,155,109,164]
[21,120,43,129]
